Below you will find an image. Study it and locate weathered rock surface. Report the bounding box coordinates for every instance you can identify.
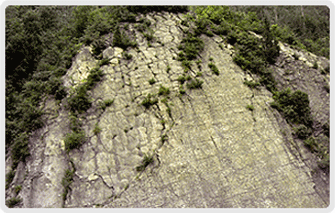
[9,12,329,208]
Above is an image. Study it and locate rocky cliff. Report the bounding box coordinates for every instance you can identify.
[6,11,329,208]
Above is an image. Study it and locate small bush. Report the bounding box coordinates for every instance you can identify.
[98,58,110,66]
[243,80,260,89]
[93,123,102,135]
[136,154,154,172]
[104,99,114,107]
[179,86,186,95]
[14,185,22,195]
[196,72,203,77]
[313,61,318,69]
[161,134,168,144]
[177,75,186,84]
[304,137,318,152]
[6,197,22,208]
[141,94,158,109]
[187,78,203,89]
[166,65,171,73]
[158,85,170,96]
[293,124,312,139]
[123,52,133,60]
[61,168,75,202]
[208,62,219,75]
[64,130,86,153]
[6,170,15,190]
[271,88,312,126]
[246,104,254,111]
[148,78,156,85]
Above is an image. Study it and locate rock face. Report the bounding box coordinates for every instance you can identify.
[9,12,329,208]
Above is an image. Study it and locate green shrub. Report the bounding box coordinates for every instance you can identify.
[113,27,137,49]
[61,168,75,202]
[136,153,154,172]
[313,61,318,69]
[271,88,312,126]
[6,197,22,208]
[186,78,203,89]
[14,185,22,195]
[243,80,260,89]
[246,104,254,111]
[104,99,114,107]
[208,62,219,75]
[64,130,86,153]
[179,86,186,95]
[293,124,312,139]
[123,52,133,60]
[67,86,91,114]
[92,38,107,58]
[6,170,15,190]
[161,134,168,144]
[304,137,318,152]
[98,58,111,66]
[177,75,186,84]
[196,72,203,77]
[86,68,104,90]
[158,85,170,96]
[148,78,156,85]
[178,34,204,60]
[141,94,158,109]
[93,123,102,135]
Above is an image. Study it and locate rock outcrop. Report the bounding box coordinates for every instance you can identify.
[8,12,329,208]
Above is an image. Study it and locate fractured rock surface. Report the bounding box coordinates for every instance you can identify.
[15,12,329,208]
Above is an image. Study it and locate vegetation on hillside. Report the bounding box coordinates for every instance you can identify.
[5,6,329,201]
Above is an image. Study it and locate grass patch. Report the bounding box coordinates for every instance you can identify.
[208,62,219,75]
[243,80,260,89]
[158,85,170,96]
[141,94,158,109]
[186,78,203,89]
[136,153,154,172]
[246,104,254,111]
[6,197,22,208]
[64,130,86,153]
[148,78,156,85]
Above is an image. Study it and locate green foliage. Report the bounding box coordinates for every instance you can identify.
[158,85,170,96]
[148,78,156,85]
[104,99,114,107]
[161,134,168,144]
[243,80,260,89]
[141,94,158,109]
[312,61,318,69]
[67,85,92,114]
[186,78,204,89]
[6,170,15,190]
[113,27,137,49]
[177,75,186,84]
[61,167,75,203]
[246,104,254,111]
[123,52,133,60]
[14,185,22,195]
[179,85,186,95]
[6,197,22,208]
[93,123,102,135]
[98,58,111,67]
[136,154,154,172]
[293,124,312,139]
[271,88,312,126]
[177,34,204,61]
[64,130,86,153]
[208,62,220,75]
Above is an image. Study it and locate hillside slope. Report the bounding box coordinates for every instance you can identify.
[5,11,329,208]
